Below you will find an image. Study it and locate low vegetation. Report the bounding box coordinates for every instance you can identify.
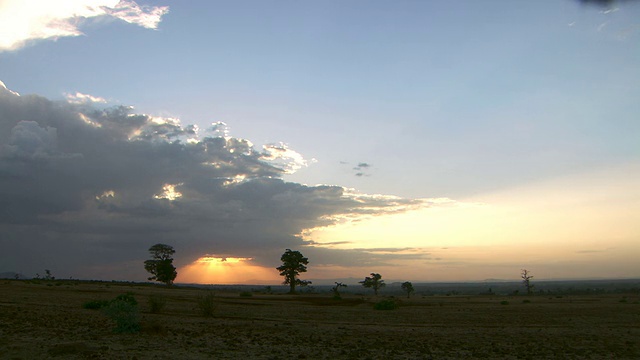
[103,297,140,333]
[82,292,140,333]
[147,294,167,313]
[2,280,639,359]
[197,292,217,317]
[373,298,399,310]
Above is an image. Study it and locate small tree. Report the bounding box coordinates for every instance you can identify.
[521,269,534,295]
[44,269,55,281]
[360,273,385,295]
[332,282,347,299]
[276,249,311,294]
[401,281,415,299]
[144,244,177,285]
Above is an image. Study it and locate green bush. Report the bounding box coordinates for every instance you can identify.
[148,294,167,314]
[82,299,111,310]
[197,292,217,317]
[374,299,399,310]
[103,299,140,333]
[500,300,509,305]
[522,299,531,304]
[239,291,253,297]
[113,293,138,306]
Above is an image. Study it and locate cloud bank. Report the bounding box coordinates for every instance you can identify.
[0,0,168,52]
[0,82,434,281]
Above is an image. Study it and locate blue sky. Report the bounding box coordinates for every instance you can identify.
[0,0,638,283]
[3,1,638,198]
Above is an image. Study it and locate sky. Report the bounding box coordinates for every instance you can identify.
[0,0,638,285]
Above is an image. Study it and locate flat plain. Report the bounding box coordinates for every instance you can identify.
[1,280,638,359]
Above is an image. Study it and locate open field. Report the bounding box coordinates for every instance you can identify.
[1,280,639,359]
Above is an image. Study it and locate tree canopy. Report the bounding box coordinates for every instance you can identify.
[360,273,385,295]
[144,243,177,285]
[401,281,415,298]
[276,249,311,294]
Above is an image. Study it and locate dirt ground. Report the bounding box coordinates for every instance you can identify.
[1,280,639,359]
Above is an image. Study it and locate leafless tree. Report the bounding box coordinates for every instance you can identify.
[521,269,534,295]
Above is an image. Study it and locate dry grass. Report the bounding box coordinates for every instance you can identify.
[0,280,638,359]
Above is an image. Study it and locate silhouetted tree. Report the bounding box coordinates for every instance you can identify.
[276,249,311,294]
[360,273,385,295]
[144,244,177,285]
[401,281,415,298]
[521,269,534,295]
[44,269,55,281]
[332,282,347,299]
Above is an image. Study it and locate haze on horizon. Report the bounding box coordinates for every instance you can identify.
[0,0,638,285]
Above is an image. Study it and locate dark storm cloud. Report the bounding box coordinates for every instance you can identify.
[0,83,431,280]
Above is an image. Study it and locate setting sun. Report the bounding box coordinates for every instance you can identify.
[178,256,278,285]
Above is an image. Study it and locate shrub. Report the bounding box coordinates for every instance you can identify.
[197,292,217,317]
[148,294,167,314]
[239,291,253,297]
[113,293,138,306]
[103,299,140,333]
[522,299,531,304]
[82,299,111,310]
[500,300,509,305]
[374,299,399,310]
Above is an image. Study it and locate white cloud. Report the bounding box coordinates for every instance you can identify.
[0,80,20,96]
[65,92,107,104]
[0,0,169,52]
[104,0,168,29]
[261,142,309,174]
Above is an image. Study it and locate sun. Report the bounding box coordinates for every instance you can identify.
[177,256,279,284]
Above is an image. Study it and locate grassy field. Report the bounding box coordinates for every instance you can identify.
[1,280,638,359]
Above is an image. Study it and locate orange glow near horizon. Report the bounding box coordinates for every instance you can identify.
[177,256,279,285]
[182,164,638,284]
[303,164,640,281]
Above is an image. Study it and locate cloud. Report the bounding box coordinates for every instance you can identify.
[0,0,169,52]
[576,0,640,6]
[65,92,107,105]
[261,142,309,174]
[575,248,612,254]
[0,82,434,281]
[104,0,169,29]
[341,161,373,177]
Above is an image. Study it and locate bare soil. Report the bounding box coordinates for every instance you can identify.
[1,280,639,359]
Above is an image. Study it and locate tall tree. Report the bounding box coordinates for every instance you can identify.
[276,249,311,294]
[521,269,534,295]
[401,281,415,299]
[360,273,385,295]
[144,244,177,285]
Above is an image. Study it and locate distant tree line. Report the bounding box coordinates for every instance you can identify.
[138,243,534,299]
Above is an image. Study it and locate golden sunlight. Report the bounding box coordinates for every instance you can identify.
[154,183,183,201]
[304,164,640,281]
[177,256,279,284]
